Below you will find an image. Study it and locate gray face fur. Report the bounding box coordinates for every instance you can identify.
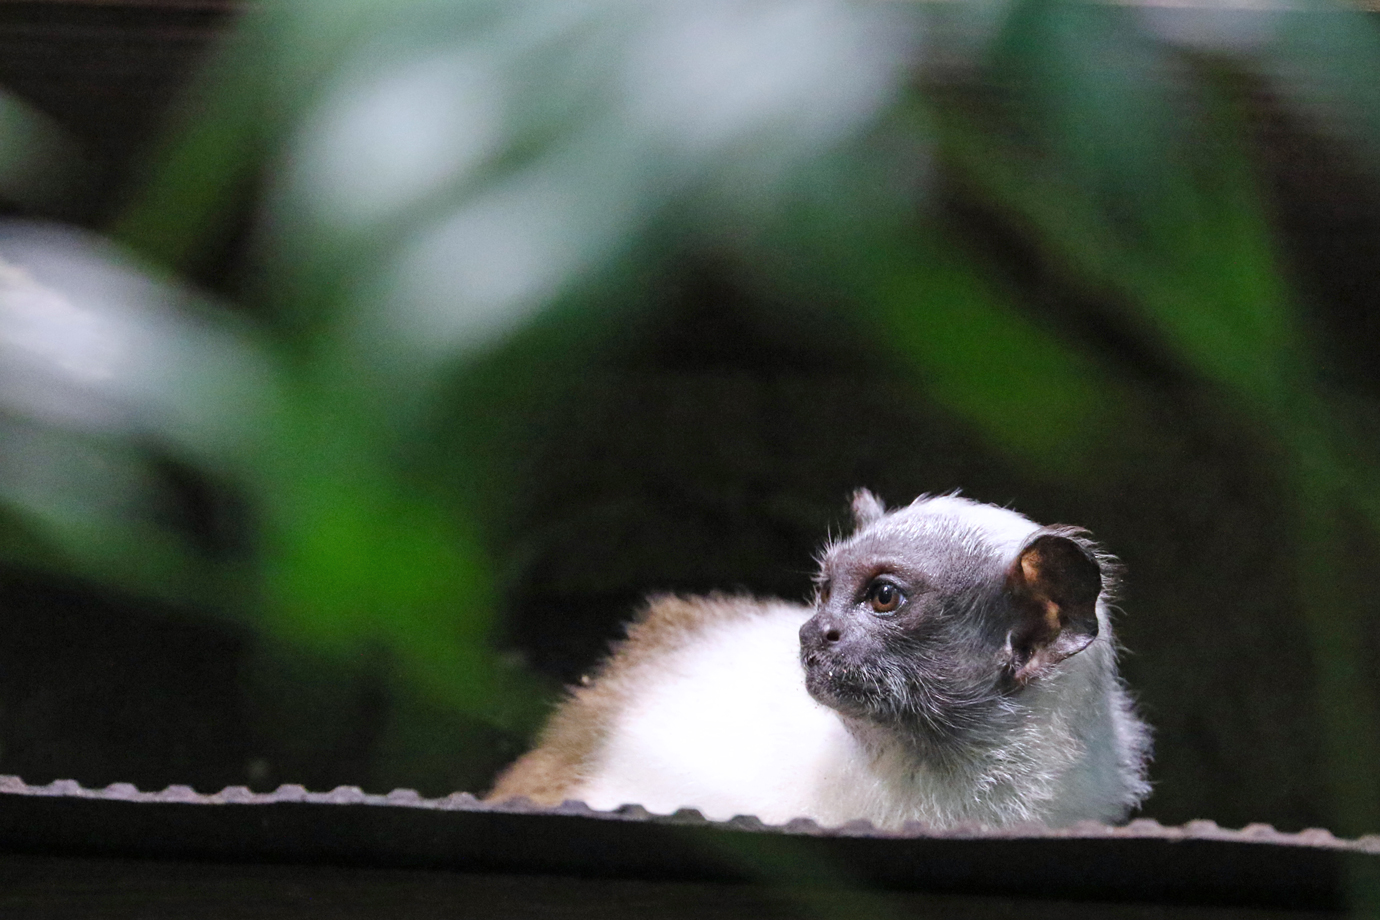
[799,491,1104,751]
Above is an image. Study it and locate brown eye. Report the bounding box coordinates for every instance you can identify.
[867,580,902,614]
[817,581,832,604]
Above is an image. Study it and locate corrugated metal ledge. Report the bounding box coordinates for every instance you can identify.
[0,775,1374,915]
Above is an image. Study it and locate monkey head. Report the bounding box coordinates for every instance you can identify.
[799,490,1105,747]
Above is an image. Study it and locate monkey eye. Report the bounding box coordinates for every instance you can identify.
[865,580,903,615]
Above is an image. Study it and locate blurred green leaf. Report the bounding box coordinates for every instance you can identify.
[0,90,83,209]
[859,233,1143,481]
[1267,6,1380,173]
[935,74,1295,403]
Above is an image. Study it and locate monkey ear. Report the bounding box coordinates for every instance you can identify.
[1003,532,1101,685]
[850,489,886,530]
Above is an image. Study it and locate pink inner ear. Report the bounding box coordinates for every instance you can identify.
[1005,534,1101,683]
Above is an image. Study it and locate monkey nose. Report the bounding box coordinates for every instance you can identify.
[801,615,843,649]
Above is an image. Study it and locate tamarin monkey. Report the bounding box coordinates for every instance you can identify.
[489,491,1151,829]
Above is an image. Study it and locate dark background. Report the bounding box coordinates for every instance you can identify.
[0,0,1378,839]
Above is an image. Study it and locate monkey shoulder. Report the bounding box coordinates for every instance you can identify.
[569,596,848,821]
[612,593,807,669]
[485,594,810,806]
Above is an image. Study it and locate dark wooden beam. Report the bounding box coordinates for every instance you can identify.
[0,779,1371,916]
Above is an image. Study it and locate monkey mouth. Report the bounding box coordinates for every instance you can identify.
[802,650,977,742]
[801,652,878,718]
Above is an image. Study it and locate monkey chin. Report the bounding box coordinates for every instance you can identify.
[801,648,997,762]
[801,649,901,725]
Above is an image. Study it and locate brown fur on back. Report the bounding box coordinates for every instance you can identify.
[486,593,768,804]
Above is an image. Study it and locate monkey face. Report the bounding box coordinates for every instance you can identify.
[798,493,1107,745]
[799,513,1011,741]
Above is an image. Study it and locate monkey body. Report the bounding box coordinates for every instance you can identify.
[490,494,1151,829]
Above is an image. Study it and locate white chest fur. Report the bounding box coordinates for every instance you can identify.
[572,602,857,824]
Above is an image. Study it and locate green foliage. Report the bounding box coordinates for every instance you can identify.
[1,0,1379,876]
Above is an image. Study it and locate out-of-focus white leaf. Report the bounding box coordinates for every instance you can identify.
[0,223,275,460]
[285,47,506,233]
[0,417,156,534]
[622,0,912,164]
[1138,3,1288,54]
[272,0,918,373]
[366,137,641,361]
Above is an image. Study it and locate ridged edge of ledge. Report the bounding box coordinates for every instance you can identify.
[1,774,1373,852]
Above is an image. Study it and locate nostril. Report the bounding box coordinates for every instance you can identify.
[824,628,840,643]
